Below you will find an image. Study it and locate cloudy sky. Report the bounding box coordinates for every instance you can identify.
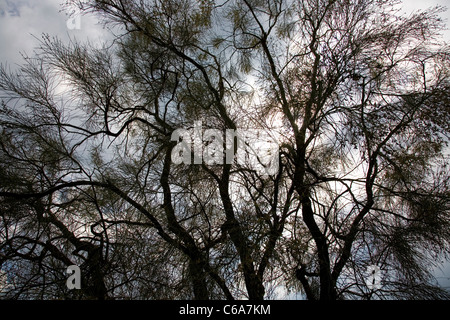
[0,0,449,66]
[0,0,449,293]
[0,0,108,66]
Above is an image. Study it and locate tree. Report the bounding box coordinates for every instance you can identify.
[1,0,449,300]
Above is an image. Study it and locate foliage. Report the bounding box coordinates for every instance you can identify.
[1,0,449,300]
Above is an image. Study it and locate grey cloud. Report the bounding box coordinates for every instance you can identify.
[0,0,31,17]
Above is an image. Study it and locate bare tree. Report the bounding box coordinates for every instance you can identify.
[1,0,449,300]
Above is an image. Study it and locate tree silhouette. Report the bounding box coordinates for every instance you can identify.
[1,0,449,300]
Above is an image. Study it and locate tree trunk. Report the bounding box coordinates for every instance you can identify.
[219,171,265,300]
[189,258,209,300]
[300,192,337,300]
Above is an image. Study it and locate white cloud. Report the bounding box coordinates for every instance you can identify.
[400,0,450,40]
[0,0,108,66]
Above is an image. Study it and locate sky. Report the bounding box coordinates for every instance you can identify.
[0,0,108,66]
[0,0,448,66]
[0,0,449,295]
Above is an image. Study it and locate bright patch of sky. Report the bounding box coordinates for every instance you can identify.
[0,0,109,66]
[400,0,450,40]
